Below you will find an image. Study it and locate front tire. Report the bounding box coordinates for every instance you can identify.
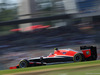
[19,59,30,68]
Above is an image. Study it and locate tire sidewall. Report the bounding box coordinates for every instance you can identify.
[19,59,30,68]
[73,53,82,62]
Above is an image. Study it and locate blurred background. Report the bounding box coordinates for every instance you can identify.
[0,0,100,70]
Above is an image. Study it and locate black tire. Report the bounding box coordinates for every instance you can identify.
[73,53,85,62]
[80,53,85,61]
[19,59,30,68]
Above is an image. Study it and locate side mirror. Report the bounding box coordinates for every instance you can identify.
[49,53,54,56]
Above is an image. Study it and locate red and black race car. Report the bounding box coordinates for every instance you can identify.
[10,46,97,69]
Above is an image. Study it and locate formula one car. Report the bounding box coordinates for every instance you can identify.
[10,46,97,69]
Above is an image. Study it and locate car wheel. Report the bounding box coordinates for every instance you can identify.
[19,59,30,68]
[73,53,85,62]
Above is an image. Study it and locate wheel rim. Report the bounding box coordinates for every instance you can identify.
[74,54,81,62]
[20,62,26,68]
[76,56,80,61]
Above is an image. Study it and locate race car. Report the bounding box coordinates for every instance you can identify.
[10,46,97,69]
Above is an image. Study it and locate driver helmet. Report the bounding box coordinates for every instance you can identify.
[54,48,58,50]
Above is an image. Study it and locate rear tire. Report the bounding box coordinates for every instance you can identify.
[73,53,85,62]
[19,59,30,68]
[80,53,85,61]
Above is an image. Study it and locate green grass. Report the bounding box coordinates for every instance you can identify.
[39,66,100,75]
[0,60,100,75]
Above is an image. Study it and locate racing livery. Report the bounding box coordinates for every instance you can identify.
[10,46,97,69]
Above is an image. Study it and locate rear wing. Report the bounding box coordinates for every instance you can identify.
[80,46,97,60]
